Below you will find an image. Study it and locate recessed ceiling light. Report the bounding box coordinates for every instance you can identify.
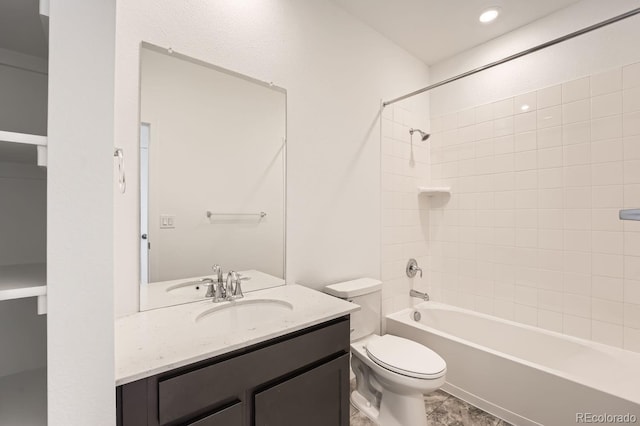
[479,7,500,24]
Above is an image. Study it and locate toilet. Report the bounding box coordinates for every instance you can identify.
[324,278,446,426]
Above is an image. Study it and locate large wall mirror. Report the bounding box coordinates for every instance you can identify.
[139,44,286,311]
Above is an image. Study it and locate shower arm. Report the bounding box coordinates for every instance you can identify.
[383,7,640,107]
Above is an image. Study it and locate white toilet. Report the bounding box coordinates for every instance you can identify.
[324,278,446,426]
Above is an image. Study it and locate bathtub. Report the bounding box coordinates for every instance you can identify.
[386,302,640,426]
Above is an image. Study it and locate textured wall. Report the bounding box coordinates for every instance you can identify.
[114,0,429,316]
[48,0,116,424]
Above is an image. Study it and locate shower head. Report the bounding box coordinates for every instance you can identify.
[409,128,430,141]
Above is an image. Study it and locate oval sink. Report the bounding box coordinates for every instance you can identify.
[195,299,294,327]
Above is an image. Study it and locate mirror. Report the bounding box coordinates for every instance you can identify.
[138,44,286,311]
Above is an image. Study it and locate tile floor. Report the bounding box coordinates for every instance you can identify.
[349,384,512,426]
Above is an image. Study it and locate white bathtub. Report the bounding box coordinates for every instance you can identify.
[386,302,640,426]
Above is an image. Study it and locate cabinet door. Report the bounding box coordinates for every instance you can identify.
[187,401,243,426]
[254,354,350,426]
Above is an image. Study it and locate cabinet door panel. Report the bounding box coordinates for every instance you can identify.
[254,354,350,426]
[188,401,242,426]
[119,379,147,426]
[158,319,348,425]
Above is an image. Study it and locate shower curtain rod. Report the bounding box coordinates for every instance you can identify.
[383,7,640,107]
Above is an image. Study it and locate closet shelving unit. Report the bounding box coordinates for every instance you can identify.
[0,140,48,421]
[0,132,48,310]
[0,1,49,425]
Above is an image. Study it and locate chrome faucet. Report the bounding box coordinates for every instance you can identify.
[406,259,423,278]
[205,265,224,298]
[225,272,235,299]
[204,270,245,303]
[232,272,244,299]
[409,289,429,301]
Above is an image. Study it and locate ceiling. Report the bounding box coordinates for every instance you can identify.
[330,0,582,65]
[0,0,48,58]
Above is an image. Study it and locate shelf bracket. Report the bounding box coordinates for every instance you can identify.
[37,295,47,315]
[37,146,47,167]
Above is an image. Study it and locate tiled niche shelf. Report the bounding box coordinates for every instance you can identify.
[418,186,451,196]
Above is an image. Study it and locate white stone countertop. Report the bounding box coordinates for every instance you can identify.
[115,284,358,386]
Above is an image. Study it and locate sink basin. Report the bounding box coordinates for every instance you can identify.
[195,299,294,327]
[166,280,211,297]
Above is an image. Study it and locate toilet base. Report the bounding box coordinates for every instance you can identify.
[351,390,380,424]
[351,388,429,426]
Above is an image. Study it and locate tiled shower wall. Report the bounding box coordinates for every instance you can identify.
[428,62,640,352]
[380,105,430,325]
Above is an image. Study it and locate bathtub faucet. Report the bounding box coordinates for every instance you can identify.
[409,289,429,301]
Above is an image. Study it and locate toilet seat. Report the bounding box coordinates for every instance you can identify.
[365,335,446,379]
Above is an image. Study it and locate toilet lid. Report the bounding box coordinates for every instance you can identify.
[365,335,446,379]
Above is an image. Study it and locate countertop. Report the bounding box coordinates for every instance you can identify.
[115,284,358,386]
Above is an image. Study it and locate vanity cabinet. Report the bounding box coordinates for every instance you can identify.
[117,316,351,426]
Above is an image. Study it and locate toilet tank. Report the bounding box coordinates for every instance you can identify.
[324,278,382,342]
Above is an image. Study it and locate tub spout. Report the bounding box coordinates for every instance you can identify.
[409,289,429,301]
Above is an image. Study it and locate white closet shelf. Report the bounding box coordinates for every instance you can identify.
[0,367,47,426]
[0,130,47,146]
[0,263,46,302]
[418,186,451,196]
[0,131,48,166]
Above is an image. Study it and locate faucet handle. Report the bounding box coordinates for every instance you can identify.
[199,278,215,298]
[226,272,235,300]
[212,264,223,282]
[213,281,225,303]
[406,258,423,278]
[233,272,244,299]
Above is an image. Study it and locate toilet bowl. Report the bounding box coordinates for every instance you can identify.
[323,278,446,426]
[350,334,445,426]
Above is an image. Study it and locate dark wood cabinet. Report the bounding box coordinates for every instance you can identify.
[254,354,349,426]
[117,316,350,426]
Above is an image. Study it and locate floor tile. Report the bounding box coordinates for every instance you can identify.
[350,379,507,426]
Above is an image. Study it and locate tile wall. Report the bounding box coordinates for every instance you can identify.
[428,62,640,352]
[380,105,430,326]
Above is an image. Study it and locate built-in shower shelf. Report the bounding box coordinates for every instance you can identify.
[418,186,451,196]
[0,130,48,167]
[0,263,47,313]
[0,367,47,425]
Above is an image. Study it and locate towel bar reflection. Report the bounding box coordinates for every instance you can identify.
[206,211,267,218]
[620,209,640,221]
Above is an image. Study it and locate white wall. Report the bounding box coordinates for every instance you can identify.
[115,0,430,316]
[48,0,116,424]
[141,48,285,282]
[430,0,640,116]
[426,0,640,351]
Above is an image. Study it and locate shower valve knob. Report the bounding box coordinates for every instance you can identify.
[406,258,423,278]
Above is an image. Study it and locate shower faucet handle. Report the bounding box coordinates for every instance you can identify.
[406,258,423,278]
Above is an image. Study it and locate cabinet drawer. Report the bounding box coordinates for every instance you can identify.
[187,401,243,426]
[158,318,349,425]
